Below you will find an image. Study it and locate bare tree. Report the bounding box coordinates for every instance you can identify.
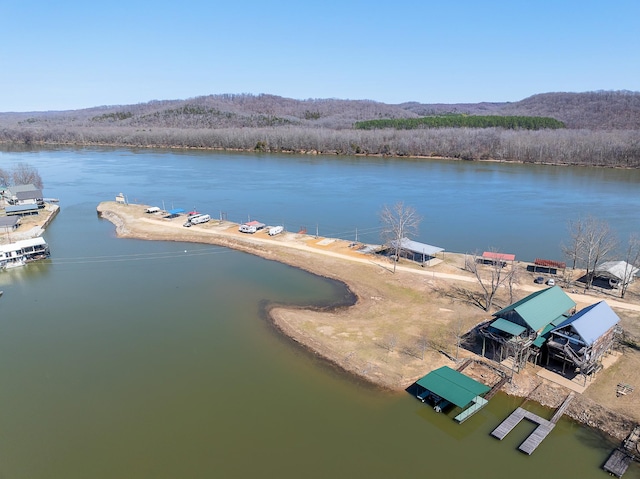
[0,167,10,187]
[465,250,517,312]
[11,163,43,189]
[379,201,422,273]
[620,234,640,299]
[580,217,618,290]
[562,217,585,271]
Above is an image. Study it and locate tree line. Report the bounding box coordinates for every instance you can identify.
[1,125,638,167]
[354,115,565,131]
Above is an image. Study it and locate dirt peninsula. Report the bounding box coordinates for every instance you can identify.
[96,201,640,441]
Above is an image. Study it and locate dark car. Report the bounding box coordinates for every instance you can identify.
[534,276,544,284]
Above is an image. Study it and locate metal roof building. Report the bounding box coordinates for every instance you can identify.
[492,286,576,333]
[551,301,620,347]
[415,366,490,410]
[594,260,639,288]
[481,286,577,372]
[386,237,444,264]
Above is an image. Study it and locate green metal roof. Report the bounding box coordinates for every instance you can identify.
[416,366,490,409]
[493,286,576,332]
[490,318,526,336]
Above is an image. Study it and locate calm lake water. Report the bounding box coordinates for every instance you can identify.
[0,147,638,478]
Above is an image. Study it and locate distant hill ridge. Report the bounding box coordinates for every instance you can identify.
[2,90,639,130]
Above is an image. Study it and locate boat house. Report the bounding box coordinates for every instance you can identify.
[544,301,620,376]
[479,286,576,372]
[414,366,490,422]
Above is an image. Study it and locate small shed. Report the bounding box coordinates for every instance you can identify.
[482,251,515,266]
[0,216,20,231]
[532,258,566,275]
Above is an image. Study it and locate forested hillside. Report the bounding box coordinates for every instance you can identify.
[1,91,639,167]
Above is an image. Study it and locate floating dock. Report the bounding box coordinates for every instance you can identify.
[603,425,640,477]
[491,393,574,455]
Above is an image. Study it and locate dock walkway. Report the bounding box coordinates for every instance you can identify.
[491,393,574,455]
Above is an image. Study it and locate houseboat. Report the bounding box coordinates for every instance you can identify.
[0,237,50,270]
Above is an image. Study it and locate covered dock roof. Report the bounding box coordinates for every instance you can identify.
[415,366,490,409]
[390,237,444,256]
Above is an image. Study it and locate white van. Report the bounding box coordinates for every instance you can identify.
[145,206,161,214]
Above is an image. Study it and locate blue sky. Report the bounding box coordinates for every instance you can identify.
[1,0,638,111]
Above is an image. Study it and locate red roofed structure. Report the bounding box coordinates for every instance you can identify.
[482,251,515,262]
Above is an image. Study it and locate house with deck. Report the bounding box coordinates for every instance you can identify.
[2,184,44,208]
[479,286,576,372]
[544,301,620,376]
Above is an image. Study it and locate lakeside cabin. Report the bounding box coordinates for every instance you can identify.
[2,184,44,208]
[544,301,620,377]
[479,286,576,372]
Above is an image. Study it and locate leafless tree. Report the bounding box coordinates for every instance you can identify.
[0,168,10,187]
[620,234,640,299]
[578,216,618,290]
[562,218,585,271]
[11,162,43,189]
[379,201,422,273]
[465,250,517,312]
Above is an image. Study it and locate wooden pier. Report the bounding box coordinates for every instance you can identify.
[604,425,640,477]
[491,393,574,455]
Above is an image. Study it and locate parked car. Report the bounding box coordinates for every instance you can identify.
[534,276,544,284]
[546,278,556,286]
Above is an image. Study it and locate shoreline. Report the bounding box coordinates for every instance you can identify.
[2,140,637,170]
[96,201,640,441]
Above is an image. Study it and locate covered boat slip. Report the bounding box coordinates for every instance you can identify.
[415,366,490,422]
